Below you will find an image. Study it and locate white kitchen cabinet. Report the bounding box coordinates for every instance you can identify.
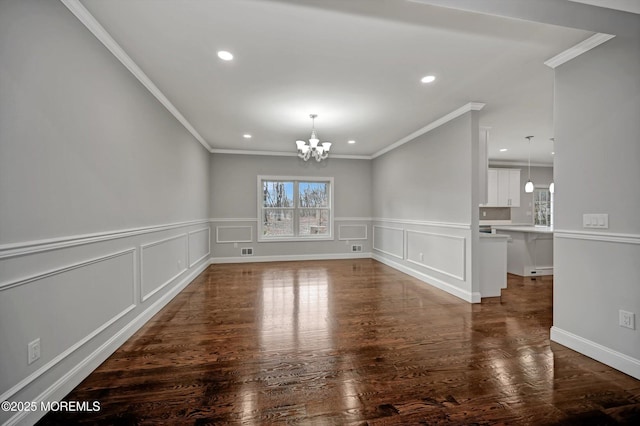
[487,169,498,206]
[482,168,520,207]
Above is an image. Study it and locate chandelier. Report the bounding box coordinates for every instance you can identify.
[296,114,332,162]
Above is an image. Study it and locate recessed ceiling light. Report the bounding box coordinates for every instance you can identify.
[243,134,252,139]
[348,140,356,144]
[421,75,436,84]
[499,148,508,152]
[551,151,555,155]
[217,50,233,61]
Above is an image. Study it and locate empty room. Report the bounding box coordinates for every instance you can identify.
[1,0,639,424]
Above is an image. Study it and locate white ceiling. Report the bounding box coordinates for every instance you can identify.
[569,0,640,15]
[78,0,594,165]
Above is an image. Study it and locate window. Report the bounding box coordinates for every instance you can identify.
[258,176,333,241]
[533,188,553,227]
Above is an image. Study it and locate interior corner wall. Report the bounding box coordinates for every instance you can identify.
[551,32,640,379]
[370,112,478,302]
[0,1,212,424]
[209,153,373,261]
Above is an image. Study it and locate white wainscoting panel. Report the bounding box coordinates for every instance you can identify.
[216,226,253,243]
[405,230,466,281]
[188,227,211,268]
[338,224,368,241]
[372,225,404,259]
[140,234,188,302]
[0,249,136,402]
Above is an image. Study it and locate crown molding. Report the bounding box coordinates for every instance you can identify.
[371,102,486,159]
[60,0,212,152]
[544,33,615,69]
[210,148,372,160]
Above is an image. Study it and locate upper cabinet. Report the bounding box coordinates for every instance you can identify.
[483,168,520,207]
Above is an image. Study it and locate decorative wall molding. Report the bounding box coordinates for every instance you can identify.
[210,218,258,223]
[210,252,371,264]
[6,261,210,426]
[373,218,471,230]
[372,102,485,159]
[372,253,479,303]
[551,326,640,380]
[140,234,188,302]
[0,248,136,292]
[554,229,640,245]
[372,225,405,259]
[405,229,466,281]
[60,0,211,152]
[0,219,210,260]
[209,217,372,223]
[216,226,253,243]
[188,227,211,268]
[544,33,616,69]
[0,302,136,406]
[0,249,137,403]
[338,224,368,241]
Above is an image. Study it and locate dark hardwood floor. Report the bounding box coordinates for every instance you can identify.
[39,259,640,425]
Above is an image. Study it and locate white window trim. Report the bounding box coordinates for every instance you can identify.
[257,175,334,242]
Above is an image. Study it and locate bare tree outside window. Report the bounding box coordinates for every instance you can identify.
[534,188,552,227]
[259,177,333,240]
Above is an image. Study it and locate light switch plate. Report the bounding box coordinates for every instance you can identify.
[583,213,609,229]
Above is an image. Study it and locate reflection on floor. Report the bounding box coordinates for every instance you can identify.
[39,260,640,425]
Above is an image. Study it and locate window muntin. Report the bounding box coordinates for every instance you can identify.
[533,188,553,227]
[258,177,333,241]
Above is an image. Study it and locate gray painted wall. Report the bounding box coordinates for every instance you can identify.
[0,0,210,245]
[553,32,640,377]
[372,113,473,224]
[0,1,211,423]
[209,153,373,259]
[210,154,371,219]
[371,112,480,302]
[419,0,640,379]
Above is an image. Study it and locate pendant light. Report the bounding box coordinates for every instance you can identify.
[524,136,534,193]
[549,137,555,193]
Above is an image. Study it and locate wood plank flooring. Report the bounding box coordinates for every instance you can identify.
[39,259,640,425]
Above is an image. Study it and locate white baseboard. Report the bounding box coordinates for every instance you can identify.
[8,260,210,426]
[524,266,554,277]
[210,252,371,264]
[372,253,479,303]
[550,326,640,380]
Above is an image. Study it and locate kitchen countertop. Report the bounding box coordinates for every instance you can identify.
[492,225,553,234]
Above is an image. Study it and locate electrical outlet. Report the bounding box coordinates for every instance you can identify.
[177,259,182,270]
[619,310,635,330]
[28,338,41,365]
